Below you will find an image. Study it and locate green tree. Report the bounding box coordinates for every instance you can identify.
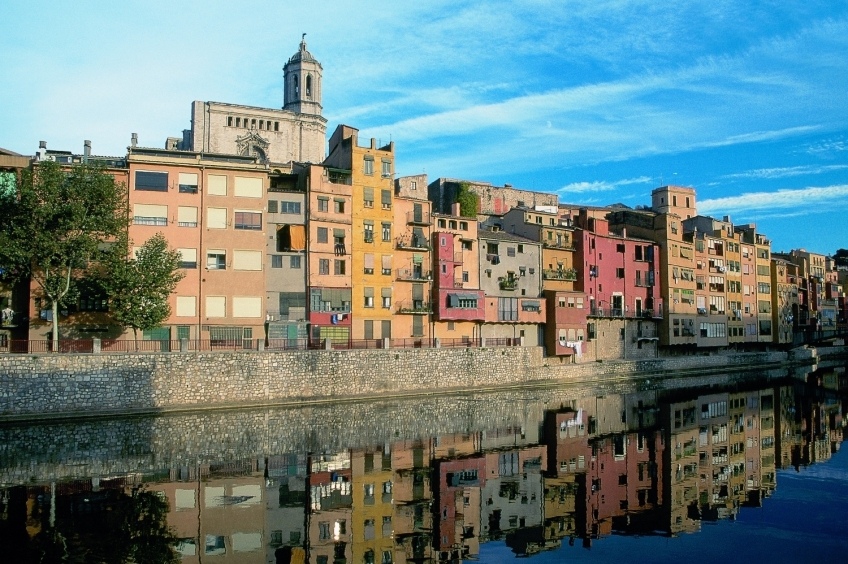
[833,248,848,268]
[0,160,128,350]
[454,181,479,218]
[103,233,184,345]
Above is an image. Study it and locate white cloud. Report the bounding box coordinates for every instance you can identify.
[557,176,652,194]
[699,184,848,216]
[723,164,848,180]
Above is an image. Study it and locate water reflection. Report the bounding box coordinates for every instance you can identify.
[0,363,845,563]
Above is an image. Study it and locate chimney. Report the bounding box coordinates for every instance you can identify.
[622,227,627,239]
[37,141,47,161]
[131,133,138,148]
[83,140,91,163]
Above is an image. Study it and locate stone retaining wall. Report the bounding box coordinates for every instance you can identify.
[0,346,800,420]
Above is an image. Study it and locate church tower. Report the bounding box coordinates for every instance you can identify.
[283,34,323,116]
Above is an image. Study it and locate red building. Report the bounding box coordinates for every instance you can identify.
[574,210,662,360]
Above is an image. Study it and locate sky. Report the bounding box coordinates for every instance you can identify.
[1,1,847,255]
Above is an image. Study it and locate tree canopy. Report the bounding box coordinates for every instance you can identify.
[455,181,479,218]
[0,160,128,348]
[103,232,184,343]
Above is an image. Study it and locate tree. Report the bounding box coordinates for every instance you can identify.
[833,248,848,268]
[103,232,184,345]
[0,160,128,350]
[454,181,479,218]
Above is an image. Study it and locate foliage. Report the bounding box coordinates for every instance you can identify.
[0,160,128,348]
[834,248,848,268]
[28,487,179,563]
[103,233,184,342]
[454,181,479,218]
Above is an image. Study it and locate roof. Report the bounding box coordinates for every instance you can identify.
[477,229,539,244]
[0,147,23,157]
[286,36,320,66]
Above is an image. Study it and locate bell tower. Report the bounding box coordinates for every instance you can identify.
[283,34,323,116]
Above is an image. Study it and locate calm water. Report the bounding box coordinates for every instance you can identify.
[1,362,846,563]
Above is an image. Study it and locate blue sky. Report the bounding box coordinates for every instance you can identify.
[1,1,847,255]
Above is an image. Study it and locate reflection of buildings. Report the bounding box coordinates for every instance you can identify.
[3,371,847,561]
[307,451,353,564]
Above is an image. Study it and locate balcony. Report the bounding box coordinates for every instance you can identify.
[396,268,432,281]
[396,301,432,314]
[396,236,430,251]
[499,277,518,291]
[543,240,575,251]
[542,268,577,281]
[406,210,432,225]
[451,279,465,288]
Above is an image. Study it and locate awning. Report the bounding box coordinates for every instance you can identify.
[288,224,306,251]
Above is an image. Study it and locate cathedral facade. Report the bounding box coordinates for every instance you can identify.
[173,36,327,164]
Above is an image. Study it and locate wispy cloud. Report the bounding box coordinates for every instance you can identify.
[722,164,848,180]
[699,184,848,216]
[557,176,652,194]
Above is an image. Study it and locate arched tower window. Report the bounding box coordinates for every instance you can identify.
[306,75,312,98]
[293,75,299,97]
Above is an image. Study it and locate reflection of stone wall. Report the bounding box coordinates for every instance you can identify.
[0,365,796,486]
[0,348,798,421]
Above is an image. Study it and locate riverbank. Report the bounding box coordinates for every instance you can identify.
[1,345,844,422]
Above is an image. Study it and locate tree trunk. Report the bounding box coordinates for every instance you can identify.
[51,300,59,352]
[133,327,139,352]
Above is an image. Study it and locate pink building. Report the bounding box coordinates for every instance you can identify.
[575,210,662,360]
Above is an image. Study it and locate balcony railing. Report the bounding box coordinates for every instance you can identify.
[396,301,433,314]
[498,278,518,291]
[590,306,663,319]
[396,268,432,281]
[542,268,577,281]
[396,237,430,251]
[406,210,432,225]
[543,241,575,251]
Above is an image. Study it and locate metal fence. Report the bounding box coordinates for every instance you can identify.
[0,336,519,355]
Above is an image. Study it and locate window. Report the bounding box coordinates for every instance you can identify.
[364,157,374,175]
[234,176,263,198]
[334,259,346,275]
[317,227,328,244]
[507,247,516,257]
[267,200,278,214]
[319,259,330,275]
[271,255,283,268]
[207,174,227,195]
[317,197,329,212]
[498,297,518,321]
[177,248,197,269]
[364,223,374,243]
[280,201,301,214]
[363,187,374,208]
[364,288,374,308]
[206,250,226,270]
[334,198,345,213]
[382,159,392,177]
[133,204,167,226]
[616,268,625,279]
[462,271,469,282]
[518,244,524,253]
[290,256,302,269]
[176,298,196,317]
[382,296,391,309]
[234,211,262,230]
[381,189,391,209]
[135,171,168,191]
[178,172,198,193]
[382,223,391,242]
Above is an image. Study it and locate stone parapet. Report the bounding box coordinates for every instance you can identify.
[0,347,794,421]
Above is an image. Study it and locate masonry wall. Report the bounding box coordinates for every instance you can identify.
[0,345,814,421]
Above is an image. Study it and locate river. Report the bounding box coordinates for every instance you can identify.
[1,361,846,563]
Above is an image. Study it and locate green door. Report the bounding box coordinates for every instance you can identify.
[143,327,171,352]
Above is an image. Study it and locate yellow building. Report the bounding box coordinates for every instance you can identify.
[350,447,395,564]
[324,125,395,341]
[393,174,433,342]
